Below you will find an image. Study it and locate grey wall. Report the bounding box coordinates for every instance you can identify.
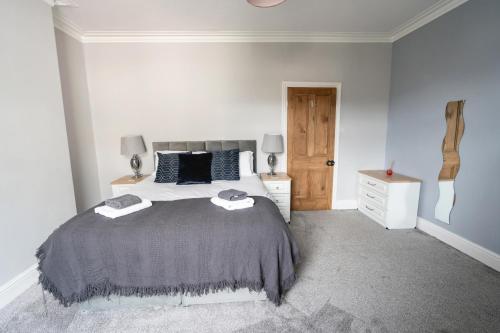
[386,0,500,254]
[55,30,101,212]
[0,0,76,286]
[82,42,392,200]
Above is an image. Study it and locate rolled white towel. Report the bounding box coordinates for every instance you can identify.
[95,198,152,219]
[210,197,254,211]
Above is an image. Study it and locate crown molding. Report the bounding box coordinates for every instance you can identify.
[41,0,79,7]
[81,31,391,44]
[53,0,469,44]
[390,0,469,42]
[53,14,83,41]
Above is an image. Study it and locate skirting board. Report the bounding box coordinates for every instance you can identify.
[334,200,358,210]
[416,217,500,272]
[0,264,38,310]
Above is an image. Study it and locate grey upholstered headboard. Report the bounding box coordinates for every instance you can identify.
[152,140,257,171]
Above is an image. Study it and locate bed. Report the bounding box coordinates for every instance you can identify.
[37,140,300,308]
[122,172,270,202]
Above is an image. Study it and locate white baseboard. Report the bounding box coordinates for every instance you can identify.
[416,217,500,272]
[334,200,358,210]
[0,264,38,310]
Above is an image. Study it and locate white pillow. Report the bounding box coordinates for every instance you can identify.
[239,151,254,177]
[155,150,254,177]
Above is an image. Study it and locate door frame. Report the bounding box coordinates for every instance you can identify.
[281,81,342,210]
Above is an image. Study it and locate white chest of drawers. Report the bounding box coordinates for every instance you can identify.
[260,173,291,222]
[357,170,421,229]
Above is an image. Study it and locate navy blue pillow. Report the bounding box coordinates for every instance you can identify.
[154,152,191,183]
[177,153,213,185]
[211,149,240,181]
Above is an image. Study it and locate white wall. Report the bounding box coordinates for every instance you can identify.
[55,30,101,212]
[0,0,76,287]
[81,42,391,201]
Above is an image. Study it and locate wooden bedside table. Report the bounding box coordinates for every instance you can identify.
[111,175,149,197]
[260,173,291,222]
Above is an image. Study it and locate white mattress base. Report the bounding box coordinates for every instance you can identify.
[79,288,267,310]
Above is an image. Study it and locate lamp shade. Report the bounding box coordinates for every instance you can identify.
[262,134,284,153]
[121,135,146,156]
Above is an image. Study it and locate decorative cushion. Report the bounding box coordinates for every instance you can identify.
[154,152,191,183]
[177,153,213,185]
[154,150,188,174]
[211,149,240,181]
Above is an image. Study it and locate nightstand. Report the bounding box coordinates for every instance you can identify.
[260,173,291,222]
[111,175,149,197]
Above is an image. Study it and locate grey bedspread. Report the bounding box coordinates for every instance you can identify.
[37,197,300,306]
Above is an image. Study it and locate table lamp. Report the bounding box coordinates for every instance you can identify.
[262,134,283,176]
[121,135,146,179]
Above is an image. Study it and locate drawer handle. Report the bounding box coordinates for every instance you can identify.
[367,181,377,186]
[275,199,280,203]
[366,193,375,199]
[275,186,280,190]
[365,205,374,211]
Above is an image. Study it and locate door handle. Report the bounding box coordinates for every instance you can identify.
[326,160,335,167]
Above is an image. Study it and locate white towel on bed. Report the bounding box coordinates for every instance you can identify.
[210,197,254,211]
[95,199,152,219]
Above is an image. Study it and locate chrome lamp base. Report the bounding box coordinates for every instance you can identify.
[130,154,143,179]
[267,153,277,176]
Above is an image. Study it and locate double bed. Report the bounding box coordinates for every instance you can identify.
[37,140,300,308]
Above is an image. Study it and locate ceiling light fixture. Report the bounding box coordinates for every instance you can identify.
[247,0,287,8]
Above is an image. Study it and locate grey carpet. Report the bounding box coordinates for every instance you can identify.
[1,210,499,333]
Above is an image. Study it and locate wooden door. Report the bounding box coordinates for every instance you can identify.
[287,87,336,210]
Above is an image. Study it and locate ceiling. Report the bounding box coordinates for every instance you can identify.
[52,0,468,42]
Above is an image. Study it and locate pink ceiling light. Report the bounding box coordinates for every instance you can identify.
[247,0,287,8]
